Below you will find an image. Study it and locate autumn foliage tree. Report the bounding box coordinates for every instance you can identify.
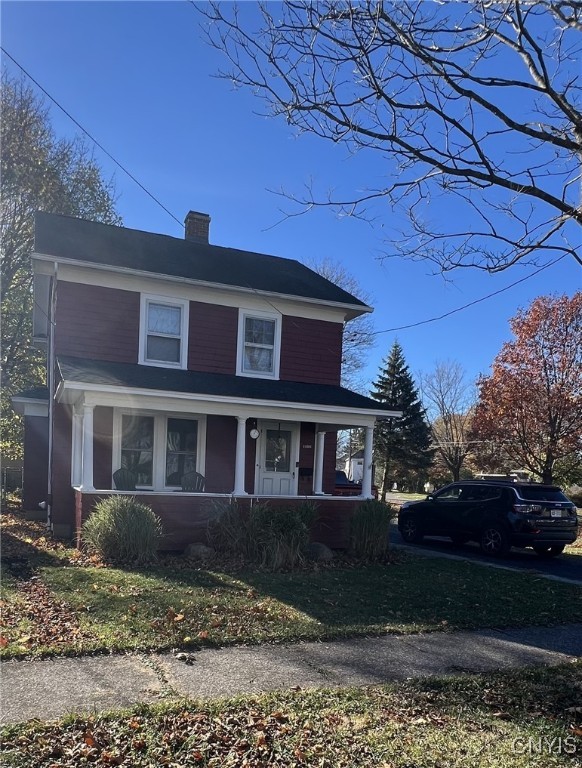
[1,73,120,459]
[472,293,582,485]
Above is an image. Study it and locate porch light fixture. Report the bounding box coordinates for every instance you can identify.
[250,428,260,439]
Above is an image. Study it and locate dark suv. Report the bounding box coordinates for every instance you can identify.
[398,480,578,557]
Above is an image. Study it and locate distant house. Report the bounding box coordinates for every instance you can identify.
[344,449,365,483]
[13,211,399,549]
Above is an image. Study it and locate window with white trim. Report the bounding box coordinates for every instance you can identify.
[139,295,189,368]
[113,411,205,490]
[237,310,281,378]
[165,418,198,486]
[121,414,154,486]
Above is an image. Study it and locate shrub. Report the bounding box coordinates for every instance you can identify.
[208,499,318,569]
[207,498,248,556]
[82,496,162,564]
[350,500,395,560]
[248,501,318,570]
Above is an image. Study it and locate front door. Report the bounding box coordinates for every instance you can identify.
[257,421,299,495]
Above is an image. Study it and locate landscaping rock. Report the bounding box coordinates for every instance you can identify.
[306,542,334,562]
[184,542,215,560]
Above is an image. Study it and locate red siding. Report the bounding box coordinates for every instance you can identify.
[77,491,363,550]
[55,282,139,363]
[245,429,257,494]
[280,316,342,385]
[22,415,49,512]
[188,302,237,374]
[51,402,74,533]
[298,423,316,495]
[54,282,344,387]
[204,415,236,493]
[204,416,257,494]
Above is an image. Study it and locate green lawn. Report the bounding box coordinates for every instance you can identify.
[2,554,581,659]
[2,663,580,767]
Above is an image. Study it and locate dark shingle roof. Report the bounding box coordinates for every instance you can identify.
[34,212,368,310]
[13,386,49,401]
[57,357,395,414]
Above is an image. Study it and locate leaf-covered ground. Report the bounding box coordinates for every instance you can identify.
[2,663,581,767]
[1,511,581,659]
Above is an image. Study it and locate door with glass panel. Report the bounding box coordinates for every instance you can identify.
[257,421,299,495]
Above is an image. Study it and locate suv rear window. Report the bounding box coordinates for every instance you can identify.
[462,485,502,502]
[517,486,570,503]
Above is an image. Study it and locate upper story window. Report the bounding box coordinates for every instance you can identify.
[237,309,281,378]
[139,294,189,368]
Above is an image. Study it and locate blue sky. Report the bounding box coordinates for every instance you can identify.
[2,1,580,392]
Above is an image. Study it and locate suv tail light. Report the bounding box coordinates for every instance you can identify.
[513,503,542,514]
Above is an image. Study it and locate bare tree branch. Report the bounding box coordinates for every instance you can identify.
[199,0,582,272]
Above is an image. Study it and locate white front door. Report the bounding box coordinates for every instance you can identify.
[257,421,299,495]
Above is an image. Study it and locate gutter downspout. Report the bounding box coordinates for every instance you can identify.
[46,261,58,531]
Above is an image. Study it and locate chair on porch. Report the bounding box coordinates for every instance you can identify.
[181,471,205,492]
[113,468,137,491]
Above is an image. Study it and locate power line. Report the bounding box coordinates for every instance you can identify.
[4,47,569,344]
[372,255,567,335]
[1,46,183,228]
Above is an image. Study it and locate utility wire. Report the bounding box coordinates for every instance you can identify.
[3,48,569,343]
[372,254,567,335]
[1,46,183,228]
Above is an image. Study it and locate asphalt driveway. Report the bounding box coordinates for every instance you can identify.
[389,522,582,584]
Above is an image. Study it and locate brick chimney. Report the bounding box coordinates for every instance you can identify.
[184,210,211,244]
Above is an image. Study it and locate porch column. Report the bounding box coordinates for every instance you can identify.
[71,411,83,486]
[313,430,326,494]
[233,416,247,495]
[81,404,95,491]
[361,425,374,499]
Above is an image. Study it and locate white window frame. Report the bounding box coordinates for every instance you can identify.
[139,293,189,369]
[237,308,281,379]
[112,409,206,491]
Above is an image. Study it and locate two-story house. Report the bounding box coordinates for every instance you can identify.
[13,211,399,549]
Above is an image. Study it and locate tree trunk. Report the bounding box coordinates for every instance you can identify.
[381,459,391,499]
[542,448,554,484]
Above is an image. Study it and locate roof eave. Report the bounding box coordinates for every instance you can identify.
[56,379,399,421]
[31,252,372,319]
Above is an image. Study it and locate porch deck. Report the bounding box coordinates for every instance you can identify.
[75,490,369,551]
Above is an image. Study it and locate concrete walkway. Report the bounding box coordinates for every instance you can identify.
[2,623,581,725]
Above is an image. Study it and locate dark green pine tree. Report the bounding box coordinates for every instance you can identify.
[371,341,433,497]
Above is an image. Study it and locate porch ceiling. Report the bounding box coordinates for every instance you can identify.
[56,356,400,426]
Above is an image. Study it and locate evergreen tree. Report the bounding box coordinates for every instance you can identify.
[371,341,433,497]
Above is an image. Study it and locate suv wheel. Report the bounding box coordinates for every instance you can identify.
[533,544,565,558]
[480,525,510,557]
[400,516,424,544]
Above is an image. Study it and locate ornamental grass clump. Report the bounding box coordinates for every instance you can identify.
[82,496,163,564]
[350,500,395,560]
[208,499,318,569]
[248,501,318,570]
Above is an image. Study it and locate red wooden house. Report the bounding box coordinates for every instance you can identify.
[13,211,399,549]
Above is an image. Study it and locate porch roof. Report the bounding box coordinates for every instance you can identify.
[11,386,49,417]
[56,356,399,418]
